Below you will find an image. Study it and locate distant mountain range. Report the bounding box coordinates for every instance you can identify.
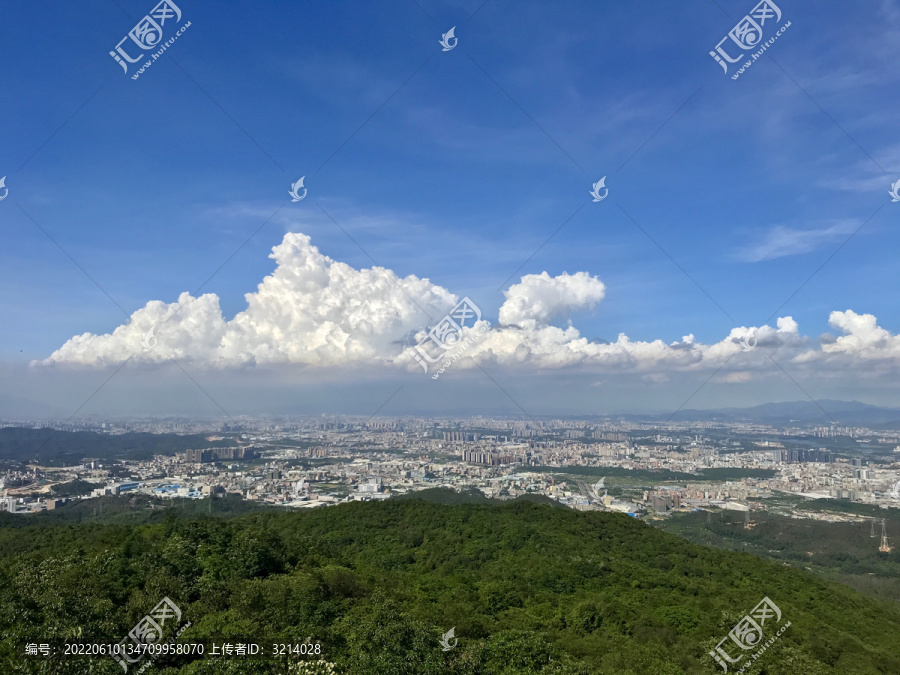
[0,394,59,419]
[4,396,900,428]
[630,400,900,427]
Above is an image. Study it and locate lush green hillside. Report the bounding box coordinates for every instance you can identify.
[393,487,563,508]
[0,494,276,533]
[656,507,900,603]
[394,486,495,504]
[1,498,899,674]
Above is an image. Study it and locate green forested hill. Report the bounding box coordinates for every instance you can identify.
[0,427,239,465]
[1,498,899,674]
[656,507,900,603]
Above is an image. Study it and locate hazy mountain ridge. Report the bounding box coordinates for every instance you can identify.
[632,399,900,426]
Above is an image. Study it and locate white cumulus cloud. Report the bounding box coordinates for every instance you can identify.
[36,232,900,380]
[820,310,900,360]
[498,271,606,327]
[39,233,456,368]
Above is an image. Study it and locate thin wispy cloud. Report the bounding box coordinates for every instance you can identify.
[735,220,860,262]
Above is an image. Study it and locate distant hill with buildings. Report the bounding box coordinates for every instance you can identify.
[0,427,240,465]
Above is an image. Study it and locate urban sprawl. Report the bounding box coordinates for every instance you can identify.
[2,417,899,529]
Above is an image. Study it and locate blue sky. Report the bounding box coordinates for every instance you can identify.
[1,0,899,418]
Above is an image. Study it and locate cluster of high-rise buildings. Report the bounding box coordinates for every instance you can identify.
[461,448,526,466]
[184,447,257,463]
[772,448,834,463]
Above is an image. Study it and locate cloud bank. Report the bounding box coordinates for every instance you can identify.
[40,233,454,368]
[37,232,900,379]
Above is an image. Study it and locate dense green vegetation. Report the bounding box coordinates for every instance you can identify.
[798,499,895,518]
[0,427,239,465]
[394,487,564,508]
[656,507,900,603]
[520,466,776,483]
[0,494,275,530]
[694,468,776,481]
[47,479,97,498]
[394,486,495,505]
[2,495,900,673]
[521,465,697,482]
